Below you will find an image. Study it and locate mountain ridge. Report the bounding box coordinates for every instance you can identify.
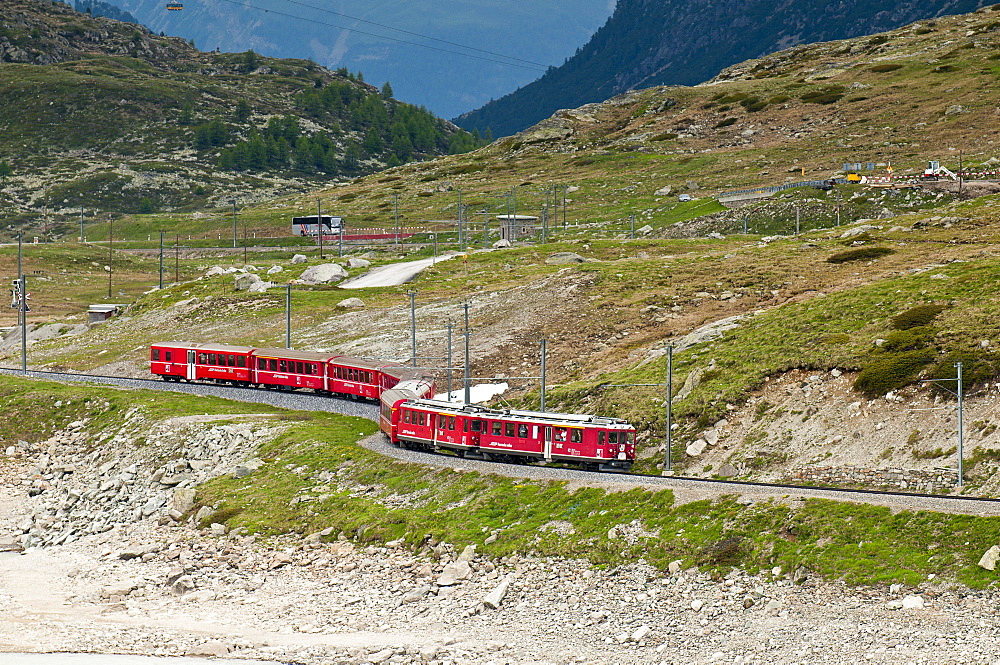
[455,0,993,137]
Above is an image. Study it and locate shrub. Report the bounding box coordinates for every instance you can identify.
[868,35,890,46]
[801,86,846,105]
[768,94,791,104]
[881,326,936,353]
[826,247,894,263]
[933,65,958,73]
[715,118,737,128]
[891,304,946,330]
[927,352,1000,395]
[853,350,934,397]
[870,63,903,73]
[698,537,745,566]
[651,132,678,141]
[916,27,935,34]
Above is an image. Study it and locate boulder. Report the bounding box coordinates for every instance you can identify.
[266,265,283,275]
[299,263,349,284]
[840,224,877,239]
[685,439,707,457]
[457,544,477,562]
[291,254,308,264]
[101,581,138,599]
[654,185,673,196]
[400,584,431,604]
[436,560,471,586]
[717,464,738,478]
[337,297,365,309]
[346,257,371,269]
[901,595,925,610]
[545,252,586,265]
[637,224,654,235]
[483,576,512,609]
[978,545,1000,570]
[234,273,262,291]
[247,280,275,293]
[204,266,226,277]
[493,239,512,248]
[171,488,197,514]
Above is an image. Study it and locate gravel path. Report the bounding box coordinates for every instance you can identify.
[338,254,455,289]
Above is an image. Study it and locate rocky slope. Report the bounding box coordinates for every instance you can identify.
[4,410,1000,663]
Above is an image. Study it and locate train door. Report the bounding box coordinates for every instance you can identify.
[186,349,196,380]
[543,426,553,460]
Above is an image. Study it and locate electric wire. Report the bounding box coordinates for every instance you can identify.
[211,0,550,72]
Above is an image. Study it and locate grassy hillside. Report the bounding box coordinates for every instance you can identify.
[8,9,1000,495]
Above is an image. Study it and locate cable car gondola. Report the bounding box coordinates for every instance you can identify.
[166,2,183,10]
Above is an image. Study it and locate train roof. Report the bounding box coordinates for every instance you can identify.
[331,355,400,371]
[403,399,632,427]
[253,348,342,362]
[153,341,255,354]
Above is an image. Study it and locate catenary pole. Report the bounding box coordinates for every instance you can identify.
[285,284,292,349]
[318,199,324,260]
[957,361,964,488]
[463,302,471,405]
[446,320,453,401]
[540,338,547,411]
[159,231,164,290]
[409,291,417,367]
[665,344,674,473]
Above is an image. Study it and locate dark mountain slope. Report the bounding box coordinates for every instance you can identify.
[0,0,477,219]
[455,0,991,137]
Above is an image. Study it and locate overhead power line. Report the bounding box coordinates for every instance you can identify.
[211,0,551,72]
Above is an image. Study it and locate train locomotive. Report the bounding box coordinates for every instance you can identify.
[379,382,635,472]
[149,342,434,400]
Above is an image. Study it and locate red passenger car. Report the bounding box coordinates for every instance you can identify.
[380,392,635,472]
[151,342,255,383]
[251,348,335,392]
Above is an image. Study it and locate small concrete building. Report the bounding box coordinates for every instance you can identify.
[88,304,122,324]
[495,214,538,241]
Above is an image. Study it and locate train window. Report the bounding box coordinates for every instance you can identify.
[491,422,502,436]
[295,362,303,374]
[165,351,172,362]
[198,353,206,364]
[555,428,567,442]
[237,356,246,368]
[471,420,482,433]
[269,359,277,371]
[505,423,515,437]
[403,410,411,424]
[152,349,160,361]
[438,416,446,430]
[517,424,528,438]
[229,355,236,366]
[463,419,469,433]
[608,432,619,444]
[570,429,583,443]
[448,416,455,430]
[208,353,217,365]
[257,358,265,370]
[419,413,426,426]
[599,431,605,445]
[219,355,228,367]
[279,360,286,372]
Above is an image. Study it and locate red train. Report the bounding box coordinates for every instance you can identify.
[149,342,434,400]
[379,382,635,472]
[150,342,637,472]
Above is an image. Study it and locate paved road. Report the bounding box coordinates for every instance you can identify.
[339,254,455,289]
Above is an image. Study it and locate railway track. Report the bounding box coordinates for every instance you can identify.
[4,367,999,516]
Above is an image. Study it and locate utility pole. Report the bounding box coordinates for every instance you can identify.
[463,302,471,405]
[175,234,180,283]
[158,231,164,290]
[562,184,567,229]
[957,361,964,488]
[232,200,237,250]
[665,344,674,473]
[18,232,26,375]
[446,320,453,401]
[285,284,292,349]
[394,193,400,247]
[795,206,800,235]
[539,338,547,411]
[318,199,324,260]
[79,206,85,242]
[338,218,343,258]
[630,214,636,239]
[458,190,464,251]
[409,291,417,367]
[108,215,113,298]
